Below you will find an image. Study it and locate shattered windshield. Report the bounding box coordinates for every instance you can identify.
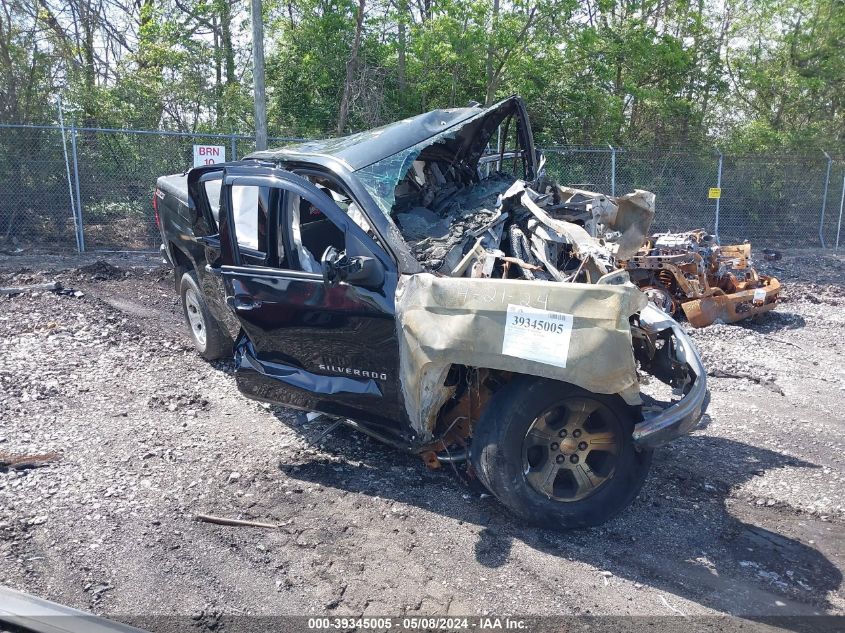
[351,103,541,273]
[352,99,522,220]
[354,126,462,219]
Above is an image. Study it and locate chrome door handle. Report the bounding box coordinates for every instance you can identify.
[226,296,262,311]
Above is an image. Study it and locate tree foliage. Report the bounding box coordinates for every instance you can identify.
[0,0,842,149]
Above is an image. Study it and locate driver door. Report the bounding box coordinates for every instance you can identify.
[211,165,408,437]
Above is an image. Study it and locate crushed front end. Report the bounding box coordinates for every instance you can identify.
[384,174,709,451]
[630,303,708,447]
[350,97,709,456]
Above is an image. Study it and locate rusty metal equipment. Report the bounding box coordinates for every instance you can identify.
[621,230,781,328]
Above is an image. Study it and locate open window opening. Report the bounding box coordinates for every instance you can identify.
[285,173,381,274]
[222,184,273,266]
[353,101,535,273]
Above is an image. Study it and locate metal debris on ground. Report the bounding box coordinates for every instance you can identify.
[193,514,281,529]
[0,281,62,296]
[0,281,83,298]
[620,230,781,327]
[0,451,62,471]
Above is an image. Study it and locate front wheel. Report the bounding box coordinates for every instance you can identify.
[470,378,652,529]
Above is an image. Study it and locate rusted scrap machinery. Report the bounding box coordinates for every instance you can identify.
[537,184,781,328]
[620,229,781,328]
[434,176,782,329]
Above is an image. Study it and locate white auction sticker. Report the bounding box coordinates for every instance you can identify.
[502,304,574,369]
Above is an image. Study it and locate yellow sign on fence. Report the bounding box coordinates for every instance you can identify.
[708,187,722,199]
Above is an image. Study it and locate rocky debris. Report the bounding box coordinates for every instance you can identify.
[147,388,210,414]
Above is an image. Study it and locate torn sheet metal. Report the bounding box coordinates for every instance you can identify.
[236,336,382,397]
[545,185,655,260]
[395,273,648,440]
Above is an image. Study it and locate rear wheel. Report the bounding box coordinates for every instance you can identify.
[179,271,231,360]
[470,377,651,529]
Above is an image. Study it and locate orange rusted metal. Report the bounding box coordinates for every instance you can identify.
[682,276,781,327]
[416,369,495,468]
[622,230,781,328]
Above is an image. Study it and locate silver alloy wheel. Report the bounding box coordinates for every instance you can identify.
[521,397,621,501]
[184,287,207,348]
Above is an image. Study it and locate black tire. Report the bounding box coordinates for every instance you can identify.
[470,377,652,529]
[179,271,231,360]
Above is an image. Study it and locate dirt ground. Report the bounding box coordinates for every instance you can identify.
[1,248,844,628]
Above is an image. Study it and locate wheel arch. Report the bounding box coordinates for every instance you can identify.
[427,366,640,451]
[466,373,653,528]
[170,242,194,292]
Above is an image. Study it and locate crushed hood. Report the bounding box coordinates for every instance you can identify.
[395,273,648,440]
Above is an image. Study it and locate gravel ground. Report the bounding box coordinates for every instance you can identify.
[0,249,843,626]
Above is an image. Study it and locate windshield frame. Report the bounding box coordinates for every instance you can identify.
[352,97,537,223]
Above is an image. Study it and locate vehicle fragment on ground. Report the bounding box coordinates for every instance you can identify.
[0,451,61,471]
[0,281,83,297]
[619,229,781,327]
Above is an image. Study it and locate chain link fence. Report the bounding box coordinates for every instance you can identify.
[1,123,843,252]
[0,124,301,252]
[0,125,78,250]
[541,147,844,247]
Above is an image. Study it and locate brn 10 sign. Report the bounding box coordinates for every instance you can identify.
[193,145,226,167]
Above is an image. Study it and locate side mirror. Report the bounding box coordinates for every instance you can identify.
[321,246,384,289]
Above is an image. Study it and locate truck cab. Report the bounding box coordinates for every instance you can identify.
[155,96,708,529]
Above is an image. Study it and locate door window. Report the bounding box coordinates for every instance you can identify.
[204,179,222,224]
[287,192,345,273]
[284,174,381,274]
[220,167,385,276]
[227,185,271,261]
[232,185,264,252]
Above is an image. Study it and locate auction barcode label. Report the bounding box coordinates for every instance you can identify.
[502,304,574,369]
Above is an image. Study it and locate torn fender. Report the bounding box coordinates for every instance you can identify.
[611,190,656,259]
[395,273,648,441]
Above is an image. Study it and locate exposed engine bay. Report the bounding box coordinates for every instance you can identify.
[621,229,781,327]
[391,157,656,285]
[381,139,703,440]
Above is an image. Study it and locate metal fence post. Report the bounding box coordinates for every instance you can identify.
[57,97,82,253]
[608,144,616,196]
[820,151,832,248]
[230,134,237,161]
[836,172,844,250]
[70,123,85,253]
[714,150,723,243]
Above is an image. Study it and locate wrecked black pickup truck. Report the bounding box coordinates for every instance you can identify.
[155,96,708,528]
